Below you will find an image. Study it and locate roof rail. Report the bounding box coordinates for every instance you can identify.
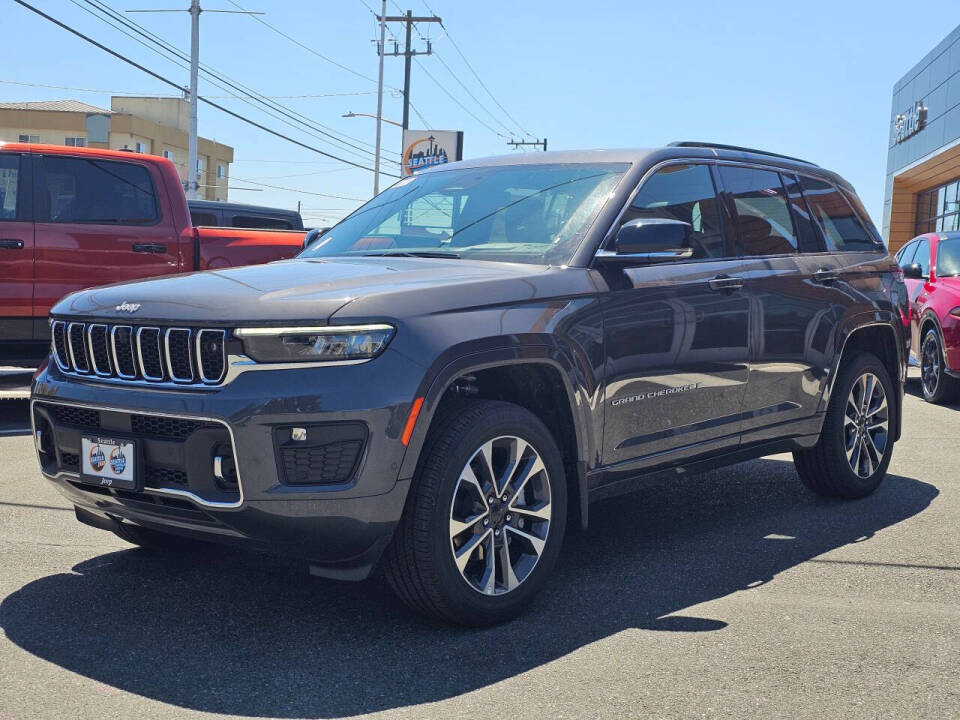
[668,141,818,167]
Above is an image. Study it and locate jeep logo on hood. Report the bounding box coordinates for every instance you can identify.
[115,301,141,313]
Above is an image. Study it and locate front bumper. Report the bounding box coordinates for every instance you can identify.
[30,349,426,578]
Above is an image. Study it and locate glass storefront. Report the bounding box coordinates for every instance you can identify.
[915,178,960,235]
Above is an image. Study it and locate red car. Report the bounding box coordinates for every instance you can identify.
[896,231,960,402]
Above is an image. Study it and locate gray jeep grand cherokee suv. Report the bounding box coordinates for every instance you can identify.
[32,142,909,625]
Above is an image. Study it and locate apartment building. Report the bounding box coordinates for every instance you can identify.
[0,96,233,200]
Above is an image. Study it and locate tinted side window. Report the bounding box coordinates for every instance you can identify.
[231,214,293,230]
[718,165,796,255]
[896,241,917,268]
[800,177,878,252]
[0,154,22,221]
[191,211,218,226]
[622,163,724,259]
[40,157,159,225]
[781,173,822,253]
[914,238,930,277]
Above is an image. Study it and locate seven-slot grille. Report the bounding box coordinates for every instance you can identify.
[51,320,226,385]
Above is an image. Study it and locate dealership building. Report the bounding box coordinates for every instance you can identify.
[883,24,960,253]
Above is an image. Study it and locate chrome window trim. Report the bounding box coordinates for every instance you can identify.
[67,322,90,374]
[30,398,244,510]
[51,321,71,371]
[594,157,841,263]
[136,326,164,381]
[110,325,137,379]
[164,328,194,383]
[86,323,112,376]
[195,328,226,384]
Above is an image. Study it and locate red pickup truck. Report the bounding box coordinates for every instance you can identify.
[0,142,306,362]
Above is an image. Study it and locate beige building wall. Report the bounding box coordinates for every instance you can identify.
[0,98,234,201]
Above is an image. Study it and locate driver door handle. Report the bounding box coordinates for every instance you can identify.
[708,275,743,292]
[0,239,24,250]
[813,268,840,284]
[132,242,167,254]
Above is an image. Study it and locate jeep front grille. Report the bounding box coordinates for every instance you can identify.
[52,320,226,386]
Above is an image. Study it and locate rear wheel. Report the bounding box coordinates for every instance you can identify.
[383,400,567,626]
[794,352,895,498]
[920,327,959,404]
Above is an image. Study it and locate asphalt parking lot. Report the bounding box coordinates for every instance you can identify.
[0,372,957,720]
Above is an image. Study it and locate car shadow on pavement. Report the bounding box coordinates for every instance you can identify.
[0,458,937,718]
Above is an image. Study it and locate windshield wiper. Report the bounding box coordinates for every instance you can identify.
[360,250,461,259]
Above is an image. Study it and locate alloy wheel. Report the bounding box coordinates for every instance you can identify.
[843,372,889,478]
[448,435,552,596]
[921,334,941,397]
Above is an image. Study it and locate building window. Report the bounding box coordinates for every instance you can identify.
[64,137,86,147]
[135,141,148,153]
[216,163,225,179]
[162,150,174,161]
[18,134,40,144]
[916,179,960,235]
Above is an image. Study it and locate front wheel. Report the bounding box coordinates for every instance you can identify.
[920,328,959,404]
[383,400,567,626]
[794,352,895,499]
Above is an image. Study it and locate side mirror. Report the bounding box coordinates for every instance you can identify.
[302,228,323,250]
[598,218,694,262]
[902,263,924,280]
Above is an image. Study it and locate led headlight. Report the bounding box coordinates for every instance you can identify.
[234,324,395,363]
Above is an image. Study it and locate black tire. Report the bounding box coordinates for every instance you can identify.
[113,523,203,551]
[794,352,895,499]
[383,400,567,626]
[919,327,960,404]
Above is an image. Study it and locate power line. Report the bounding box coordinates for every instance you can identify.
[80,0,402,163]
[413,56,509,138]
[11,0,398,178]
[420,0,533,138]
[225,0,402,92]
[226,175,368,200]
[0,79,381,99]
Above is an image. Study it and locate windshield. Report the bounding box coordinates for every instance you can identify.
[938,238,960,277]
[300,162,628,265]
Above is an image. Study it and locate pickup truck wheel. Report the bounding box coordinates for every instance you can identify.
[793,352,894,499]
[920,328,959,403]
[383,400,566,626]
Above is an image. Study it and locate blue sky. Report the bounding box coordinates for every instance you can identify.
[3,0,958,230]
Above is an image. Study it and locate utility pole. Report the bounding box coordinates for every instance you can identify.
[187,0,200,200]
[507,138,548,152]
[126,5,262,200]
[374,0,386,196]
[376,11,442,129]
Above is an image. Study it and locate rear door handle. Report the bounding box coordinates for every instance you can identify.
[132,243,167,254]
[708,275,744,292]
[813,268,840,284]
[0,239,24,250]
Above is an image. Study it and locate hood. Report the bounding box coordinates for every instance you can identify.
[52,256,566,324]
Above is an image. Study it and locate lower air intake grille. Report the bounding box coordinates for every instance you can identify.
[49,405,100,430]
[281,440,363,485]
[131,415,207,440]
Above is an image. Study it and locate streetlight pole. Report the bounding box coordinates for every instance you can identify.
[373,0,387,196]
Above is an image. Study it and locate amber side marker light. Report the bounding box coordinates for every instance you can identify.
[401,397,425,446]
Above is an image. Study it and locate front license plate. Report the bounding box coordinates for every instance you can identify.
[80,436,137,490]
